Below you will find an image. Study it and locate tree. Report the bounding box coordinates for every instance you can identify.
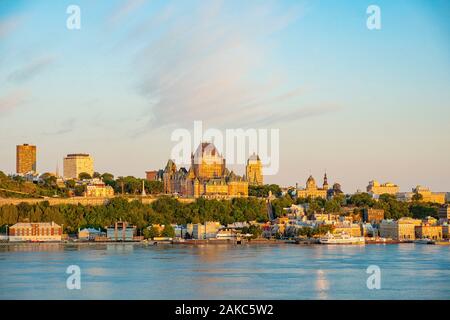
[78,172,92,180]
[412,193,423,202]
[93,172,101,178]
[144,226,161,239]
[348,193,375,207]
[65,180,76,189]
[162,224,175,238]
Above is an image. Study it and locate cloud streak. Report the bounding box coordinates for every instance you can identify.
[7,55,56,83]
[0,15,23,38]
[0,89,30,114]
[125,0,331,130]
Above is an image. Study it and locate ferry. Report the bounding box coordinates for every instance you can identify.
[319,232,365,245]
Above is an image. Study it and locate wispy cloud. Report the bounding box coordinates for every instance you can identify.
[0,89,30,114]
[108,0,148,26]
[0,15,23,38]
[125,0,325,129]
[42,117,77,135]
[7,55,57,83]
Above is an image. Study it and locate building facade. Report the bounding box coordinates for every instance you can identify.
[367,180,399,196]
[16,144,37,174]
[415,225,443,240]
[63,154,94,179]
[84,179,114,197]
[362,208,385,224]
[412,186,446,204]
[246,153,263,186]
[9,222,62,242]
[106,221,137,241]
[163,143,249,198]
[297,174,328,199]
[379,218,421,241]
[438,205,450,222]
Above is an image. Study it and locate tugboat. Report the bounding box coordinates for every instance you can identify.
[319,232,365,245]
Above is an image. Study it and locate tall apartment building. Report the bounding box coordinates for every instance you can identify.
[63,153,94,179]
[16,144,37,174]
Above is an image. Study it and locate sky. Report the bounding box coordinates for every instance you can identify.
[0,0,449,193]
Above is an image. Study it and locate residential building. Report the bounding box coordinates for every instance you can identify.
[78,227,105,241]
[106,221,137,241]
[333,223,362,237]
[246,153,263,186]
[145,170,163,181]
[367,180,399,196]
[412,185,446,204]
[163,143,248,199]
[297,173,329,199]
[16,144,37,174]
[379,218,421,241]
[362,208,385,224]
[188,221,221,239]
[63,153,94,179]
[439,205,450,223]
[9,222,62,242]
[85,179,114,197]
[415,224,443,240]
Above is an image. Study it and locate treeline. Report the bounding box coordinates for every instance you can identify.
[271,192,443,220]
[0,170,164,198]
[0,196,268,233]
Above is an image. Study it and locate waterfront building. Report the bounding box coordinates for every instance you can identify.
[443,225,450,239]
[367,180,399,196]
[333,223,362,237]
[63,153,94,179]
[379,218,421,241]
[188,221,221,239]
[163,143,248,198]
[9,222,62,242]
[85,179,114,197]
[412,185,446,204]
[297,174,328,199]
[362,208,385,224]
[415,224,443,240]
[438,204,450,223]
[245,153,263,186]
[106,221,137,241]
[78,227,104,241]
[16,144,37,174]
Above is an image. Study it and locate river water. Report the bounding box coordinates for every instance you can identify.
[0,243,449,299]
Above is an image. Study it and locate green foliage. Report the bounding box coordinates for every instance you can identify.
[143,226,160,239]
[348,192,375,207]
[161,224,175,237]
[241,224,262,239]
[78,172,92,180]
[0,171,65,198]
[409,203,439,219]
[374,195,410,220]
[271,195,294,217]
[0,197,268,233]
[249,184,282,197]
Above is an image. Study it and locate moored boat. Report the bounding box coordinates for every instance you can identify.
[319,232,365,245]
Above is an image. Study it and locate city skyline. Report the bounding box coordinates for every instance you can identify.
[1,0,449,192]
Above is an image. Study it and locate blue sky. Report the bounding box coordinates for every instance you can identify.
[0,0,449,192]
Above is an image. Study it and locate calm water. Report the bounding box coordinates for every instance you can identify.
[0,243,449,300]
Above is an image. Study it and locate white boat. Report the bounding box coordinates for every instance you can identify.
[319,232,365,245]
[414,238,435,245]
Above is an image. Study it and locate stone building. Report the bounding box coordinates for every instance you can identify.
[163,143,249,198]
[367,180,399,196]
[297,173,329,199]
[415,224,443,240]
[63,153,94,179]
[379,217,421,241]
[412,185,446,204]
[362,208,385,224]
[246,153,263,186]
[439,204,450,223]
